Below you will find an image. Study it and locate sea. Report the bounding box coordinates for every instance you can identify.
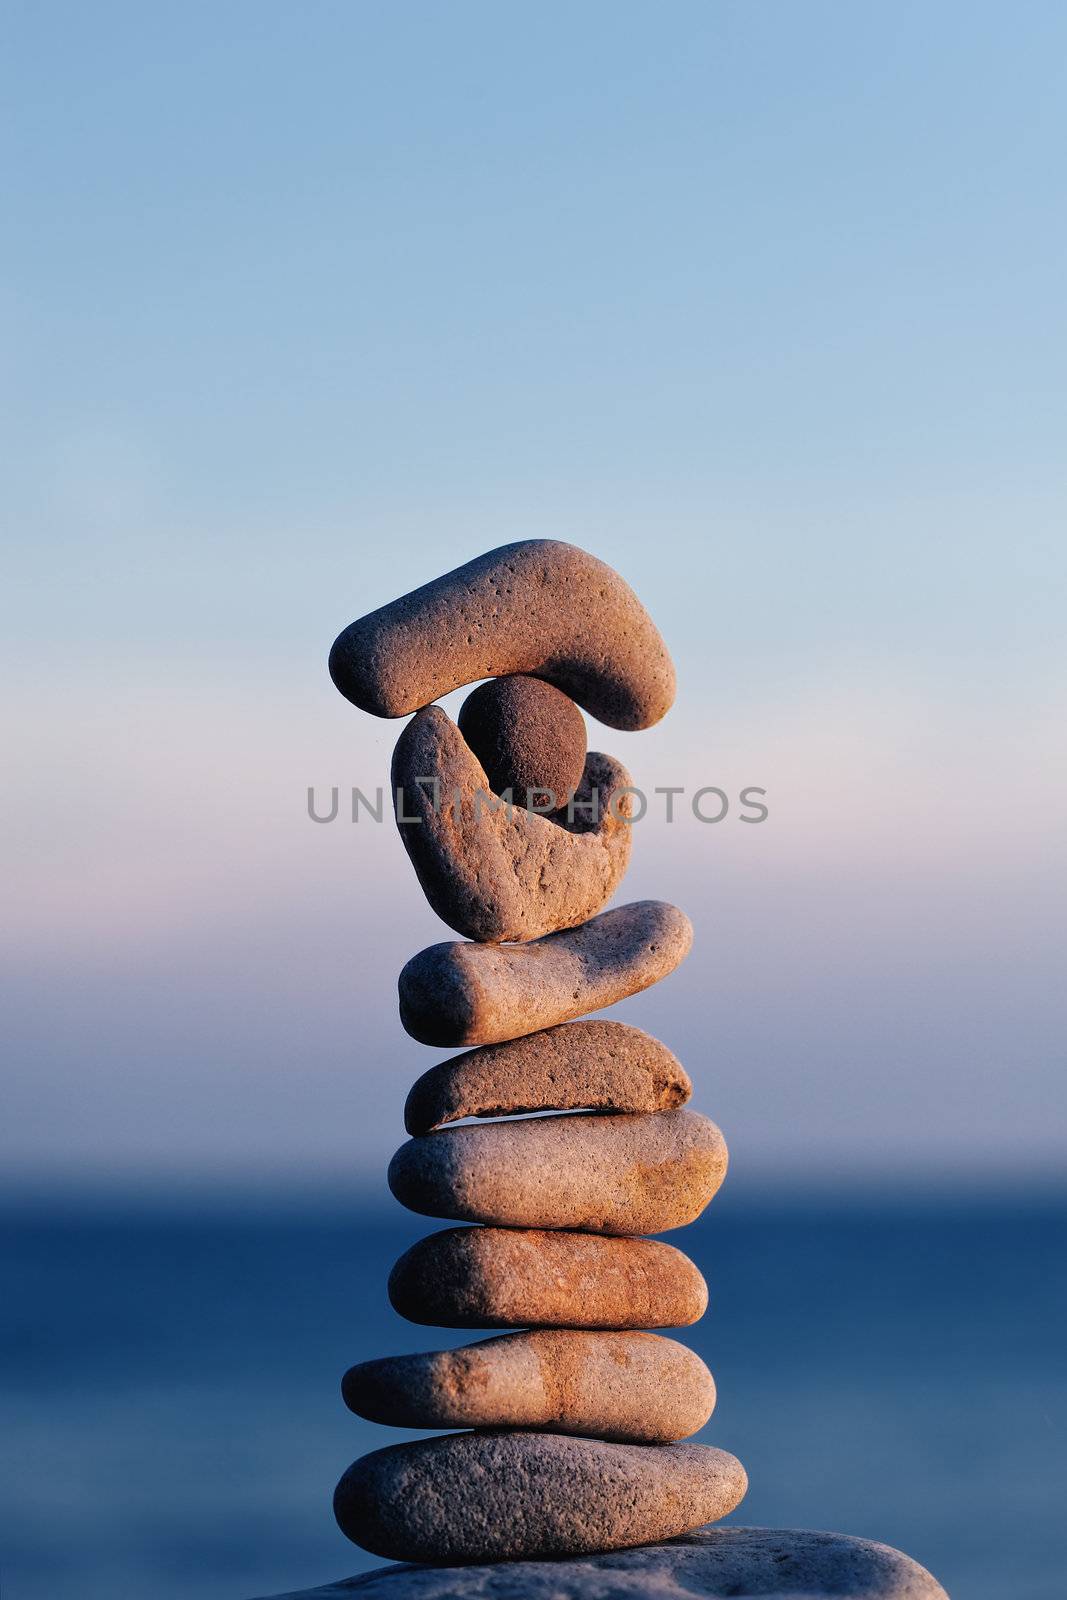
[1,1187,1063,1600]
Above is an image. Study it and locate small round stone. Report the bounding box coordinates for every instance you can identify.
[388,1226,707,1329]
[333,1431,747,1563]
[388,1109,727,1234]
[457,674,587,809]
[341,1329,716,1442]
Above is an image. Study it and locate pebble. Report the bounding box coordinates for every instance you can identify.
[341,1329,715,1442]
[398,900,693,1047]
[255,1525,949,1598]
[388,1109,727,1234]
[388,1226,708,1328]
[328,540,676,731]
[457,674,587,810]
[333,1431,746,1563]
[391,705,632,943]
[403,1019,691,1134]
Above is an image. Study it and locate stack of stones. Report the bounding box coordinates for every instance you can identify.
[325,541,747,1566]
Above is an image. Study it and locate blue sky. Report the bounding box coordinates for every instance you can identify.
[3,2,1065,1192]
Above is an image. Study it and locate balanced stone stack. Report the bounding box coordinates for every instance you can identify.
[302,540,949,1598]
[327,541,747,1564]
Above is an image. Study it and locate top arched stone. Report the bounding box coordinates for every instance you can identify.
[328,541,676,731]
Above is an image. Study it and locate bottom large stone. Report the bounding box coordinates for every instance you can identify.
[333,1431,746,1564]
[253,1525,949,1598]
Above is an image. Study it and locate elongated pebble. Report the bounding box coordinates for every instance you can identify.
[341,1329,716,1442]
[328,540,675,731]
[388,1109,727,1234]
[399,900,693,1048]
[387,1226,708,1329]
[392,705,632,943]
[334,1431,745,1563]
[404,1019,691,1134]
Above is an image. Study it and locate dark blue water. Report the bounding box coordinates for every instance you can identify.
[1,1190,1063,1599]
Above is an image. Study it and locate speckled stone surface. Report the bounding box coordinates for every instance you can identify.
[388,1226,707,1329]
[333,1432,747,1563]
[399,901,693,1047]
[457,674,587,810]
[341,1329,716,1442]
[328,540,676,731]
[404,1021,691,1135]
[388,1110,727,1234]
[391,705,632,943]
[254,1527,948,1597]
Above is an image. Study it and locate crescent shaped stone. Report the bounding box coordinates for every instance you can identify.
[328,540,675,730]
[391,704,633,943]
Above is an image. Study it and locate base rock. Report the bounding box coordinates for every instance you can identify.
[252,1525,948,1599]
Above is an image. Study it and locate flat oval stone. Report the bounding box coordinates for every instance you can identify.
[391,705,632,943]
[333,1431,746,1563]
[457,674,587,810]
[328,540,676,731]
[388,1226,707,1328]
[252,1525,950,1598]
[341,1329,715,1442]
[388,1110,727,1234]
[399,900,693,1047]
[404,1020,691,1134]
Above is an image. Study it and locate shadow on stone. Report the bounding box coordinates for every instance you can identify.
[251,1524,949,1599]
